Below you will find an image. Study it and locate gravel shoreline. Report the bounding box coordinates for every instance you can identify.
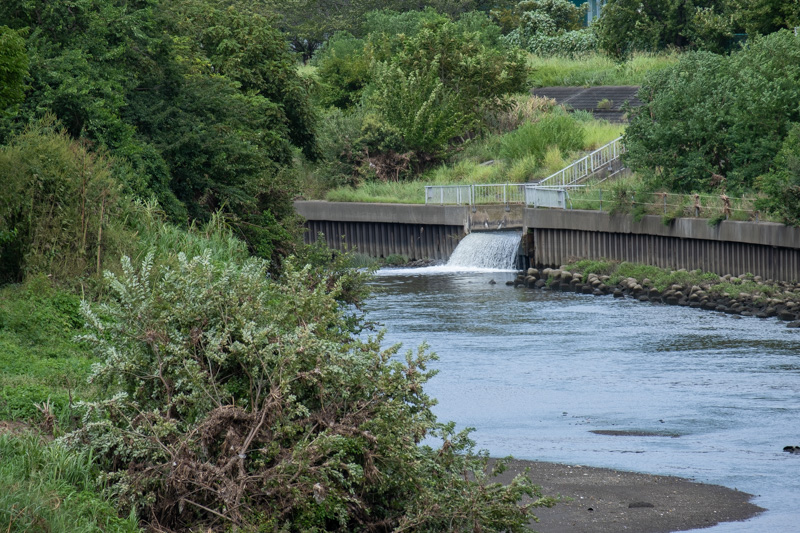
[492,459,764,533]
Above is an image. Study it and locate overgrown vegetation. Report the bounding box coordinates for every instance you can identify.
[4,0,800,529]
[0,433,140,533]
[624,31,800,220]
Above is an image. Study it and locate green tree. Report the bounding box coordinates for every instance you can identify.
[596,0,730,58]
[70,250,552,530]
[624,31,800,194]
[0,118,130,284]
[0,25,28,112]
[756,123,800,225]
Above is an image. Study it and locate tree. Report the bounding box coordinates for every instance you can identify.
[595,0,729,58]
[0,0,317,263]
[70,250,552,530]
[0,25,28,112]
[624,31,800,194]
[0,117,129,284]
[756,123,800,225]
[500,0,595,56]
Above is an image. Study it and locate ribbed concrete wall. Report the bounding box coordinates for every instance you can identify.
[525,211,800,281]
[529,228,800,281]
[304,220,463,261]
[295,202,800,281]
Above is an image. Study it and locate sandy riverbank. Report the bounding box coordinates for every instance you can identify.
[493,459,764,533]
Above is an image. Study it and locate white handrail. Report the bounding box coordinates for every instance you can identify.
[535,137,625,189]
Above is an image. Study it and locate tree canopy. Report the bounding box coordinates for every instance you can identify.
[0,0,315,264]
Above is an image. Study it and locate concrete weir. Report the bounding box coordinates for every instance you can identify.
[295,201,800,281]
[295,202,523,262]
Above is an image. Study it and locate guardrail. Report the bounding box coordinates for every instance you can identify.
[535,136,625,189]
[425,183,525,205]
[424,137,624,207]
[524,186,570,209]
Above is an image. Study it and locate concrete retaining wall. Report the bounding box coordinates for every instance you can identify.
[296,202,524,261]
[295,202,800,280]
[524,210,800,281]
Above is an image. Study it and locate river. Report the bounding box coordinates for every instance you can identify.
[366,264,800,532]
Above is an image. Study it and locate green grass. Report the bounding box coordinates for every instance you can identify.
[0,277,94,425]
[0,433,140,533]
[561,259,721,292]
[560,259,790,301]
[0,278,142,532]
[527,51,681,87]
[324,114,625,204]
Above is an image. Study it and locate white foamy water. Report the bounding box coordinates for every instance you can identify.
[378,231,521,275]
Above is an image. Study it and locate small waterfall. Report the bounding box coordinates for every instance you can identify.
[446,232,521,270]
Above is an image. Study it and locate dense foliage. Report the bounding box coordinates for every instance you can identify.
[624,31,800,197]
[68,250,550,531]
[311,9,528,185]
[0,0,313,264]
[501,0,596,56]
[0,118,129,284]
[596,0,800,58]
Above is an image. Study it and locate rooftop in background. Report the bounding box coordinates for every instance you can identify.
[531,86,642,123]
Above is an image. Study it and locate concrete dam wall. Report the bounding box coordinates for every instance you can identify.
[295,201,800,281]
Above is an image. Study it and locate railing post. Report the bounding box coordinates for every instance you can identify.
[440,187,444,206]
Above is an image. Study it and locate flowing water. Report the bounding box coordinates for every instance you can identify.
[368,238,800,532]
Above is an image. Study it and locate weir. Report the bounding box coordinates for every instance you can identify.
[446,232,521,270]
[296,201,800,281]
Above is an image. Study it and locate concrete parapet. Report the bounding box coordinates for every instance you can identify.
[523,210,800,249]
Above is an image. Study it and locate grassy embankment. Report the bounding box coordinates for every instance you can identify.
[314,52,681,205]
[0,279,141,532]
[526,51,680,87]
[323,105,625,204]
[0,217,249,532]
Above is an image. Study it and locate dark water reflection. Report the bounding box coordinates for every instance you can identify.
[367,270,800,532]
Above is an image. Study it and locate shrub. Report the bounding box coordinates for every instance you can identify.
[312,32,371,109]
[625,31,800,195]
[68,251,549,530]
[756,122,800,225]
[0,117,130,284]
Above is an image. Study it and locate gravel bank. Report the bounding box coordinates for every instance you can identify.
[494,459,764,533]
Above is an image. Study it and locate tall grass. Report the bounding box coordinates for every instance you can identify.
[324,111,626,203]
[527,51,681,87]
[0,433,140,533]
[499,112,585,161]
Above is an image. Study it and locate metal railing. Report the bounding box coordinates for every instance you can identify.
[523,186,570,209]
[424,137,625,208]
[425,183,525,205]
[535,136,625,189]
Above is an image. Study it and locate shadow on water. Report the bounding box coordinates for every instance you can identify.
[367,270,800,532]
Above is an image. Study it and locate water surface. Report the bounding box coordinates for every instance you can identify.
[367,270,800,532]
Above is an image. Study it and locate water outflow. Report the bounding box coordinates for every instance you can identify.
[446,231,521,270]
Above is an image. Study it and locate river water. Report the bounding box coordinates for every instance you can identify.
[367,266,800,532]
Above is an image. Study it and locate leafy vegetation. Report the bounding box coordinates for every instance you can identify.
[0,433,140,533]
[65,249,550,530]
[596,0,800,58]
[625,31,800,199]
